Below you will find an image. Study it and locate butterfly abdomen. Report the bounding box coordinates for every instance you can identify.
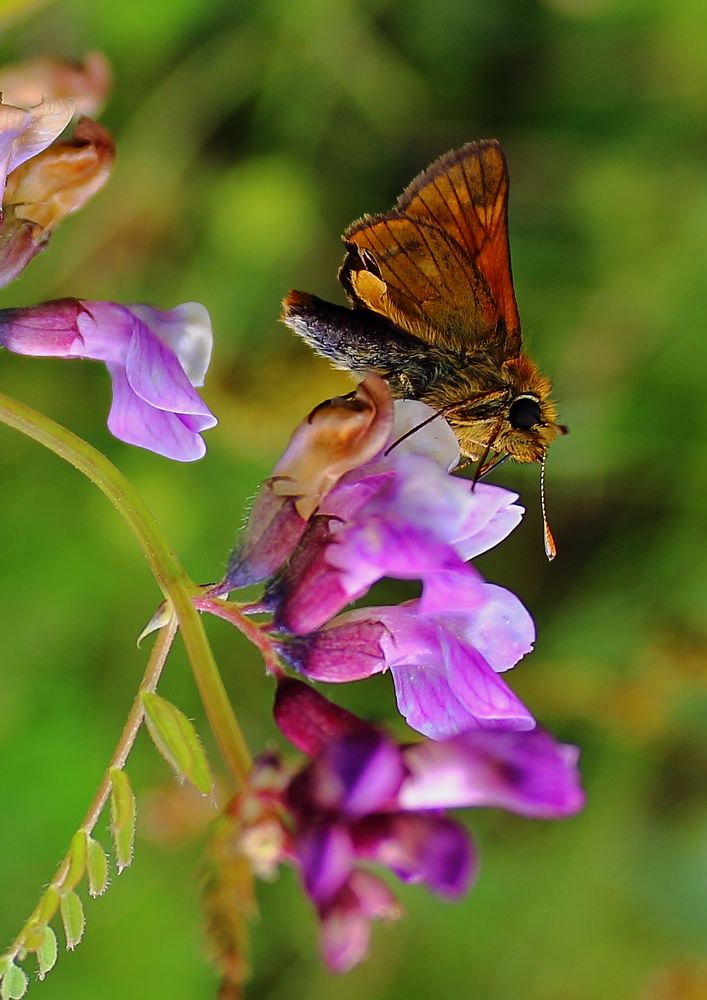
[282,290,437,396]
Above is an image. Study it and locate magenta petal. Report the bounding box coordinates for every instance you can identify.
[319,732,405,815]
[297,823,354,906]
[319,469,393,520]
[418,566,487,615]
[327,520,467,599]
[354,814,476,898]
[319,899,372,974]
[388,624,535,739]
[125,318,216,421]
[399,729,585,818]
[274,679,368,755]
[106,362,208,461]
[290,732,405,817]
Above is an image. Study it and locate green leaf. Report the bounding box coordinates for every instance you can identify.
[86,838,109,897]
[36,927,57,981]
[60,892,84,951]
[1,964,28,1000]
[0,960,11,979]
[109,768,136,873]
[61,830,88,892]
[141,692,212,794]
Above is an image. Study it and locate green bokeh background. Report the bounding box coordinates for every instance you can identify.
[1,1,705,997]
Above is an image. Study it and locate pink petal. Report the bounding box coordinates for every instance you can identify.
[451,583,535,673]
[125,317,216,420]
[106,362,208,461]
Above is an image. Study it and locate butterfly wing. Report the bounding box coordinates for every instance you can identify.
[339,139,521,358]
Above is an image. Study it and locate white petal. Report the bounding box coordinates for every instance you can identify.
[129,302,213,386]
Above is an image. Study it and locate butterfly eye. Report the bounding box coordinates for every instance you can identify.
[509,396,542,430]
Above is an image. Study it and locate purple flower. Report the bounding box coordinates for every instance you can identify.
[225,376,393,587]
[278,590,536,739]
[0,298,217,460]
[272,679,584,972]
[242,392,537,737]
[267,406,524,634]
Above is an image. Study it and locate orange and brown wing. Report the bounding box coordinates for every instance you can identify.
[339,140,521,357]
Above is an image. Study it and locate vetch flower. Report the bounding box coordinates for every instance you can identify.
[0,298,217,460]
[276,589,536,739]
[225,375,393,587]
[0,116,114,286]
[270,679,584,972]
[234,388,537,737]
[266,400,525,634]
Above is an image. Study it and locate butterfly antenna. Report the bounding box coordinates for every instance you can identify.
[384,405,454,456]
[384,391,500,458]
[540,455,557,561]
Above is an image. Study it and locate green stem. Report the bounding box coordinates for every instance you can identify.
[4,618,178,965]
[0,391,251,785]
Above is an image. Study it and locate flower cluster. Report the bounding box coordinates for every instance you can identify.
[227,376,536,739]
[212,375,585,971]
[231,678,583,972]
[0,55,217,460]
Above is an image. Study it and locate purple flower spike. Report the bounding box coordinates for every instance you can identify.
[270,681,584,973]
[0,298,217,461]
[255,394,539,738]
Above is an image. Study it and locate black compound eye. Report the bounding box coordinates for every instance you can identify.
[509,396,542,430]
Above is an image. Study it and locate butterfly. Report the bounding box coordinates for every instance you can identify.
[282,140,566,556]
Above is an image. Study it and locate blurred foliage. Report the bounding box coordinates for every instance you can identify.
[0,0,706,998]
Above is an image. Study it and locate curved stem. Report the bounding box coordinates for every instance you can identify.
[0,391,251,785]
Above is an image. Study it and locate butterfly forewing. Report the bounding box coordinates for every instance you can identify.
[341,215,497,348]
[340,139,521,358]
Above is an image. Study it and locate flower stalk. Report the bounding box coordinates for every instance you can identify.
[0,390,251,785]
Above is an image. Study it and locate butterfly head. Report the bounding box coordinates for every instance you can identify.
[446,354,567,465]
